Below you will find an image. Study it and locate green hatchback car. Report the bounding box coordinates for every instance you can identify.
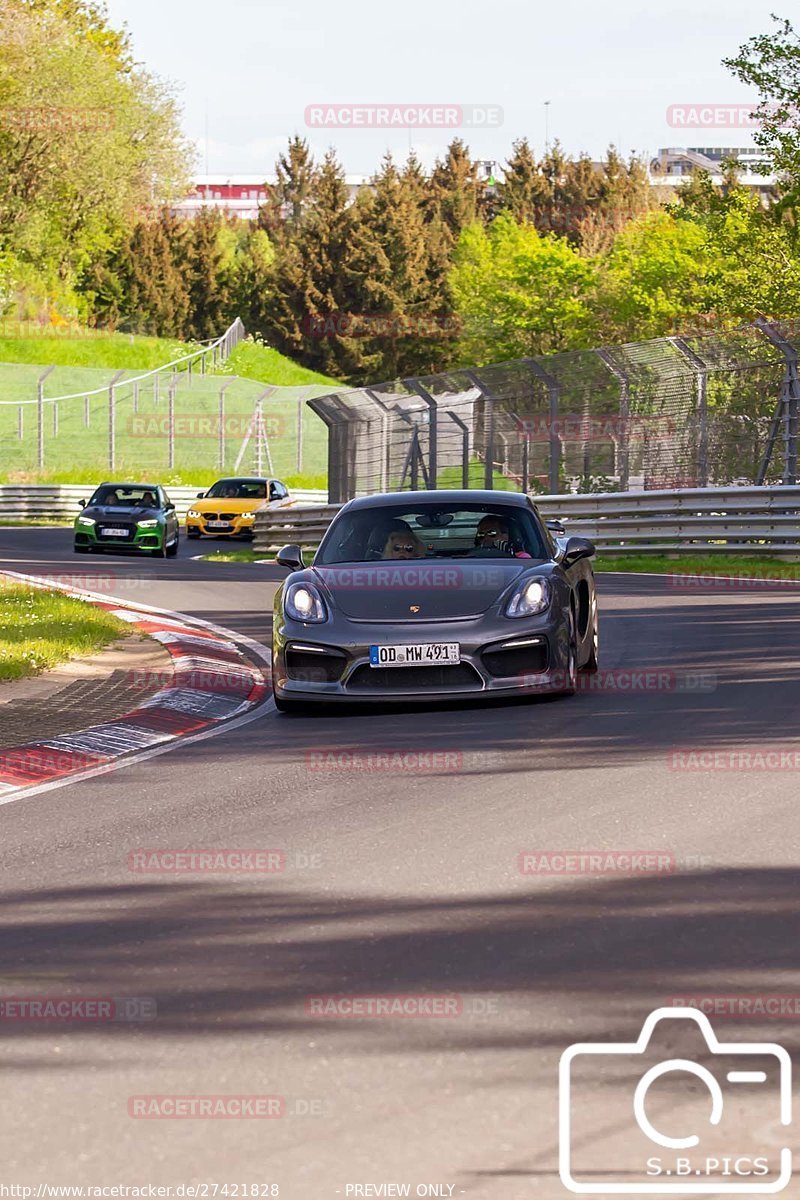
[74,482,180,557]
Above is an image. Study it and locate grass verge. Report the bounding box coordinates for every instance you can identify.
[593,554,800,578]
[198,548,270,563]
[0,582,128,681]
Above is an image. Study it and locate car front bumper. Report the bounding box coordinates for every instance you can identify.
[185,515,255,538]
[272,612,572,704]
[74,525,164,552]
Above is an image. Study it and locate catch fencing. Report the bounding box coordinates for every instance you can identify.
[0,318,330,482]
[308,320,800,502]
[253,486,800,556]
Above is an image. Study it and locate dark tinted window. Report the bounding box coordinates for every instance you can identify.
[317,502,547,564]
[90,486,159,508]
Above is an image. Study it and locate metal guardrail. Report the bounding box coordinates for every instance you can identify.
[253,486,800,556]
[0,484,327,521]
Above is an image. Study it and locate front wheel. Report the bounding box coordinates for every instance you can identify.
[151,540,168,559]
[166,534,179,558]
[556,611,578,696]
[187,529,200,540]
[74,544,88,554]
[582,594,599,673]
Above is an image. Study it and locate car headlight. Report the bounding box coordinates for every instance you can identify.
[137,519,159,529]
[76,516,95,526]
[285,582,328,623]
[505,577,550,618]
[187,510,202,519]
[239,512,255,520]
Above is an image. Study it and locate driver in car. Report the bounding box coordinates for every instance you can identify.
[474,515,532,558]
[383,523,426,560]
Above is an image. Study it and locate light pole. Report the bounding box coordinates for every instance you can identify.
[544,100,551,151]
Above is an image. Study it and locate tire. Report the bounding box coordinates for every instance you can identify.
[74,544,88,554]
[187,529,200,540]
[166,534,179,558]
[582,593,599,673]
[556,610,578,696]
[151,540,168,559]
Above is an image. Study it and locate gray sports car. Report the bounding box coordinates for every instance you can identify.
[271,490,598,712]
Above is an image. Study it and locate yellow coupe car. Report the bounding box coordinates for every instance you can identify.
[185,476,291,540]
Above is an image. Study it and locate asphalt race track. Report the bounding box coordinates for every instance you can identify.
[1,526,800,1197]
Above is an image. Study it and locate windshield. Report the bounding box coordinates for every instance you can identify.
[90,486,158,508]
[316,503,547,564]
[205,480,268,500]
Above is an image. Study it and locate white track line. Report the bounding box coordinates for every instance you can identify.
[0,570,275,807]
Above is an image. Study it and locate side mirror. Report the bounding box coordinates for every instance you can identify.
[546,518,565,536]
[165,502,175,512]
[561,536,595,568]
[276,544,304,571]
[196,491,205,499]
[80,499,88,509]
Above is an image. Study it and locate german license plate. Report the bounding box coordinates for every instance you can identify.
[101,528,128,537]
[369,642,460,667]
[207,521,231,529]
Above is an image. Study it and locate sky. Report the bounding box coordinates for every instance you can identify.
[105,0,784,177]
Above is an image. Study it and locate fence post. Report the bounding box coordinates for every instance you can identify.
[754,319,800,486]
[52,401,58,438]
[218,379,234,472]
[36,367,54,471]
[133,381,139,414]
[671,338,709,487]
[168,382,176,470]
[446,409,471,488]
[596,349,631,491]
[296,394,304,473]
[522,360,561,493]
[403,380,438,489]
[17,406,23,440]
[84,395,90,428]
[108,370,125,472]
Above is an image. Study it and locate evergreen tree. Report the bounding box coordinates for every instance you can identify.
[186,207,232,340]
[260,136,314,237]
[497,138,548,224]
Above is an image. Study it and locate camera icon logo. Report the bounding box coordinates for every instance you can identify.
[559,1006,791,1194]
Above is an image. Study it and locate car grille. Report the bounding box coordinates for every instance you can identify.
[286,648,347,684]
[96,522,135,540]
[482,643,549,678]
[347,663,482,691]
[202,512,237,521]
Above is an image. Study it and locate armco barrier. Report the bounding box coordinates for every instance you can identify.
[253,486,800,556]
[0,485,327,522]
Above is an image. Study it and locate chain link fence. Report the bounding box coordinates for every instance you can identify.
[0,319,330,483]
[309,320,800,502]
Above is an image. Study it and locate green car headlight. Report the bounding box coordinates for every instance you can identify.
[137,519,159,529]
[76,516,95,527]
